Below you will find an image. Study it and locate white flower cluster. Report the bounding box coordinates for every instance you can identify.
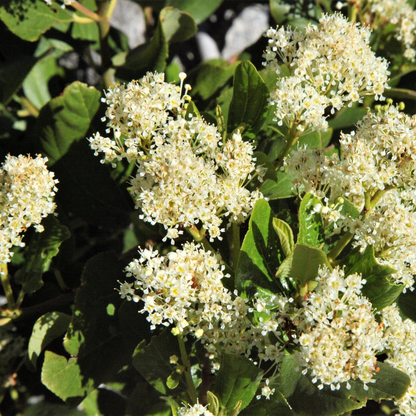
[0,154,58,264]
[119,242,249,336]
[381,304,416,416]
[297,267,383,391]
[263,13,389,134]
[89,72,263,242]
[285,105,416,289]
[251,267,384,391]
[178,402,214,416]
[360,0,416,61]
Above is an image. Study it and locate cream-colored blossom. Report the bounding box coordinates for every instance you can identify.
[89,73,263,242]
[263,13,389,134]
[178,402,214,416]
[0,154,58,264]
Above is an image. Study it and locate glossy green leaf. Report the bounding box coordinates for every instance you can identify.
[272,218,294,258]
[239,399,295,416]
[291,244,330,288]
[398,287,416,322]
[165,0,223,24]
[269,0,291,24]
[36,81,132,228]
[187,59,238,100]
[71,21,99,43]
[282,361,409,416]
[298,193,325,247]
[132,329,184,395]
[339,246,402,311]
[260,170,297,200]
[297,128,333,149]
[236,199,286,296]
[213,354,263,412]
[160,7,196,43]
[28,311,71,369]
[0,0,72,42]
[41,351,95,406]
[14,216,71,294]
[36,81,101,164]
[228,61,269,140]
[22,56,64,109]
[115,15,168,80]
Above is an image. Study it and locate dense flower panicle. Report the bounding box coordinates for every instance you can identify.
[263,13,389,133]
[381,305,416,416]
[120,242,249,335]
[89,73,263,242]
[297,267,383,390]
[0,155,58,264]
[284,105,416,289]
[359,0,416,61]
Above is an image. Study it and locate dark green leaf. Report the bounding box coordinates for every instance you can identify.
[281,361,409,416]
[297,193,325,247]
[236,199,285,296]
[239,399,295,416]
[160,7,196,43]
[291,244,330,288]
[228,61,269,140]
[297,128,333,149]
[36,81,132,227]
[42,252,140,406]
[187,59,238,100]
[384,87,416,101]
[398,286,416,322]
[339,246,402,311]
[28,311,72,369]
[328,105,367,130]
[19,402,86,416]
[132,329,184,395]
[0,24,37,104]
[115,15,168,80]
[213,354,263,412]
[260,170,297,200]
[165,0,223,24]
[0,0,72,42]
[14,216,71,294]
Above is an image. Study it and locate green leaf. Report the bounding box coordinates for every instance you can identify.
[297,128,333,149]
[22,56,64,109]
[0,0,72,42]
[279,354,302,398]
[187,59,238,100]
[297,193,325,247]
[213,354,263,412]
[339,246,402,311]
[36,81,101,165]
[272,218,294,258]
[132,329,184,395]
[184,100,200,120]
[36,81,132,228]
[165,0,223,24]
[281,361,409,416]
[160,7,197,43]
[41,351,95,406]
[115,15,168,80]
[269,0,291,25]
[228,61,269,140]
[291,244,330,288]
[28,311,71,369]
[14,216,71,294]
[71,21,99,43]
[42,252,142,406]
[236,199,286,296]
[239,399,295,416]
[260,170,297,200]
[0,24,37,104]
[328,105,367,130]
[384,87,416,101]
[398,287,416,322]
